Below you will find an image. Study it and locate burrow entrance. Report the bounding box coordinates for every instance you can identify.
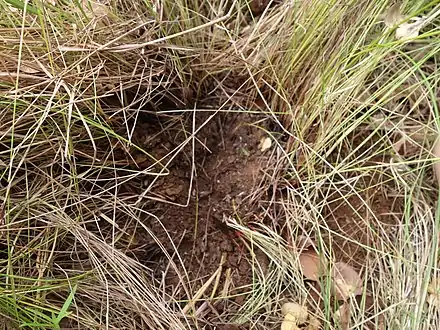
[115,107,275,327]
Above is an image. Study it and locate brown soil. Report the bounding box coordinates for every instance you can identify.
[126,111,271,327]
[324,187,404,266]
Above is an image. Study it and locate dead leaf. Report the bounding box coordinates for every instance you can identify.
[396,16,425,40]
[334,303,350,330]
[281,314,300,330]
[433,137,440,185]
[259,136,272,152]
[298,250,325,281]
[281,303,308,324]
[383,3,427,40]
[384,3,403,27]
[332,262,363,300]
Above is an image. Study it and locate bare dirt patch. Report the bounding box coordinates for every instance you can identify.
[324,189,404,265]
[125,110,271,326]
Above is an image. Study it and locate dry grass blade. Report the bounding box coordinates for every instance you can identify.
[433,137,440,185]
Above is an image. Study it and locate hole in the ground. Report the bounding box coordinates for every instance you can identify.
[135,111,269,280]
[99,89,275,321]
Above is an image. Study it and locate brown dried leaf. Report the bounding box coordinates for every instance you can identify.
[332,262,363,300]
[298,250,325,281]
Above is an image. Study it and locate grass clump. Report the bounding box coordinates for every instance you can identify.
[1,0,440,329]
